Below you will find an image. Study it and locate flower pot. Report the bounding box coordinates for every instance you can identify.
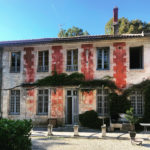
[129,131,136,139]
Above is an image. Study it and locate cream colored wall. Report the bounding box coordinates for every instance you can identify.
[2,37,150,122]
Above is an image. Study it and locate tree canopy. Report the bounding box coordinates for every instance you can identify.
[105,17,150,35]
[58,26,89,37]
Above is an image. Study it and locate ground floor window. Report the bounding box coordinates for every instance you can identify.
[37,89,49,115]
[10,90,20,115]
[130,91,144,116]
[97,88,109,116]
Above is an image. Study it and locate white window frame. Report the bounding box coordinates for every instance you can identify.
[10,90,20,115]
[97,47,109,70]
[66,49,78,71]
[96,87,109,116]
[37,50,49,72]
[37,89,49,115]
[130,91,144,116]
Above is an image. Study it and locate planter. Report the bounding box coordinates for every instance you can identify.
[129,131,136,139]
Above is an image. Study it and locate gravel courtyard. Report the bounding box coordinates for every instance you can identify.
[32,137,150,150]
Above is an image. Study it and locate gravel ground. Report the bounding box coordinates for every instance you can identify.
[32,137,150,150]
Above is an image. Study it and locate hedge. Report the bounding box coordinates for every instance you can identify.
[0,119,32,150]
[79,110,103,129]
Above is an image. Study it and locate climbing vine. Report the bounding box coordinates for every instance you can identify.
[22,72,150,122]
[23,72,118,92]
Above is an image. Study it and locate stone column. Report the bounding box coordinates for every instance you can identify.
[101,124,106,137]
[74,125,79,136]
[47,124,53,136]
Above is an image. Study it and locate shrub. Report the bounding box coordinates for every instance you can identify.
[109,93,131,121]
[0,119,33,150]
[79,110,102,129]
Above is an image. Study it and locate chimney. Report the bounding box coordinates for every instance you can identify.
[113,7,119,35]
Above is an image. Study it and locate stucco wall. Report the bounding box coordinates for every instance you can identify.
[1,37,150,125]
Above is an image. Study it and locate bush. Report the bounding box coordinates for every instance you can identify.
[109,93,131,121]
[0,119,33,150]
[79,110,102,129]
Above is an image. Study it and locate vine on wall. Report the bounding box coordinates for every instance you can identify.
[22,72,150,122]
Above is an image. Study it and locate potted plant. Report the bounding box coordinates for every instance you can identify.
[125,107,139,139]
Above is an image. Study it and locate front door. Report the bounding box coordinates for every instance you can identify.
[66,90,78,124]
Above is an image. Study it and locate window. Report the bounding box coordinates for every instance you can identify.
[130,46,143,69]
[10,52,21,73]
[10,90,20,115]
[130,91,144,116]
[37,89,48,115]
[37,51,49,72]
[66,49,78,71]
[97,88,109,116]
[97,47,109,70]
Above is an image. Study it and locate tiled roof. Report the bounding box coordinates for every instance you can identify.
[0,33,149,47]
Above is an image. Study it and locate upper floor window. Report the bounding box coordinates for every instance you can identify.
[130,46,143,69]
[97,88,109,116]
[130,91,144,116]
[37,89,48,115]
[66,49,78,71]
[10,90,20,115]
[97,47,109,70]
[37,51,49,72]
[10,52,21,73]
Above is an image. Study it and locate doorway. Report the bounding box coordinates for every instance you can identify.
[66,89,78,124]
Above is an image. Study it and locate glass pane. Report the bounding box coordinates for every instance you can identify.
[39,90,43,94]
[38,51,43,66]
[73,50,78,65]
[97,89,102,95]
[44,89,48,94]
[97,50,102,69]
[67,51,71,65]
[67,90,71,96]
[73,90,77,96]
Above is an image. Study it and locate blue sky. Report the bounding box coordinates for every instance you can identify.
[0,0,150,41]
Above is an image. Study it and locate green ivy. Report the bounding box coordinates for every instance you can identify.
[23,72,118,92]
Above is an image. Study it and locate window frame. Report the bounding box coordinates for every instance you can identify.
[37,50,49,72]
[10,51,21,73]
[9,90,20,115]
[96,87,109,116]
[129,46,144,70]
[130,91,144,117]
[97,47,110,70]
[66,49,78,72]
[37,89,49,115]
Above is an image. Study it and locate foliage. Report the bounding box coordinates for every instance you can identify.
[143,84,150,122]
[36,72,85,87]
[123,79,150,123]
[105,17,150,34]
[79,110,102,129]
[58,26,89,37]
[125,108,139,131]
[0,119,32,150]
[80,79,118,92]
[33,72,118,93]
[109,93,131,121]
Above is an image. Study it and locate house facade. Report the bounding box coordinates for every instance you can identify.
[0,34,150,126]
[0,8,150,126]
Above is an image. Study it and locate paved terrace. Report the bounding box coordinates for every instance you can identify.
[31,128,150,150]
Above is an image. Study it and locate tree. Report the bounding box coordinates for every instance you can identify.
[58,26,89,37]
[105,17,150,34]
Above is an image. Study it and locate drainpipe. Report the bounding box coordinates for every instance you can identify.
[0,47,3,118]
